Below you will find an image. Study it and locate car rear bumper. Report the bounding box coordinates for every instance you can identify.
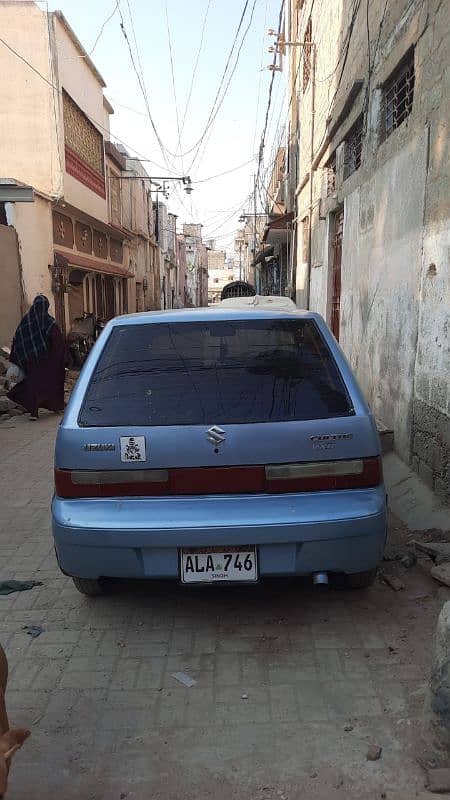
[52,487,387,580]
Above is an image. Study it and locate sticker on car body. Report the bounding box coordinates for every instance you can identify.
[120,436,146,462]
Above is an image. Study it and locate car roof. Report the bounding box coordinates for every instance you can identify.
[219,295,297,310]
[109,306,320,327]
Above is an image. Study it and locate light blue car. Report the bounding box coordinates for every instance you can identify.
[52,307,387,596]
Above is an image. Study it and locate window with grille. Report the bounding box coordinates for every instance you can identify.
[383,51,415,138]
[63,91,104,175]
[325,153,336,195]
[344,116,363,179]
[302,18,312,92]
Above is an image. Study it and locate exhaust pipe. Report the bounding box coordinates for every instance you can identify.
[313,572,329,586]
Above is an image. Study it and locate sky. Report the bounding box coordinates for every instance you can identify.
[43,0,286,255]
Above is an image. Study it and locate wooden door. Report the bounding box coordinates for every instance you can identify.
[331,208,344,340]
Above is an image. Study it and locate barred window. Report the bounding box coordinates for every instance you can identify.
[325,153,336,196]
[302,18,312,92]
[384,52,415,138]
[344,116,363,179]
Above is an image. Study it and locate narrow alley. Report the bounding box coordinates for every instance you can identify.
[0,0,449,797]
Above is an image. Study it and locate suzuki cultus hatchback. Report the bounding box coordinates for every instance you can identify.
[52,308,387,596]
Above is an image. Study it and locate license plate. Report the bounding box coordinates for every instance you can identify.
[181,546,258,584]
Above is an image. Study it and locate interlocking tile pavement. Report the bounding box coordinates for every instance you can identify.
[0,413,444,799]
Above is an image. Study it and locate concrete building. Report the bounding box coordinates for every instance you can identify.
[234,214,267,289]
[112,146,160,312]
[176,234,188,308]
[284,0,449,500]
[207,247,234,304]
[153,201,180,309]
[0,2,164,344]
[166,213,178,309]
[183,223,208,308]
[259,146,294,296]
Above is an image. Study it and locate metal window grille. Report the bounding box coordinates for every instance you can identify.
[221,281,255,300]
[384,54,415,138]
[325,153,336,195]
[344,116,363,179]
[302,18,312,92]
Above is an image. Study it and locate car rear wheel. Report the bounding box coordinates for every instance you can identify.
[72,577,105,596]
[338,568,378,590]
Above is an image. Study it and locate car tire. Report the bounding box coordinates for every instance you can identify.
[339,568,378,590]
[72,577,105,596]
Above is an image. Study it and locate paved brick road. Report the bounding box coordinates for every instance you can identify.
[0,413,444,799]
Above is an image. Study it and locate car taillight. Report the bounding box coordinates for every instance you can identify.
[54,468,170,498]
[265,457,382,492]
[54,466,265,498]
[54,457,382,499]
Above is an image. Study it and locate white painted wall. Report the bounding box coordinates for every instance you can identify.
[208,266,235,301]
[63,172,107,223]
[339,131,428,460]
[309,216,332,320]
[54,16,108,133]
[8,195,54,311]
[0,1,61,197]
[415,221,450,416]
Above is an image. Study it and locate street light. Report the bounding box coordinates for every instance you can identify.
[182,176,193,195]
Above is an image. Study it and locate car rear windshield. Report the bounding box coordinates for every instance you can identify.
[79,319,353,427]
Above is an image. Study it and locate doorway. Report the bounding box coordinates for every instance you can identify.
[331,207,344,340]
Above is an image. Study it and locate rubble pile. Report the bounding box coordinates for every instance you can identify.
[0,353,24,422]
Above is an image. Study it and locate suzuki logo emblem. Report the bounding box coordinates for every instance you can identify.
[207,426,226,446]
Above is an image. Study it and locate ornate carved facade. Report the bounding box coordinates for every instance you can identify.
[63,91,105,198]
[52,211,123,266]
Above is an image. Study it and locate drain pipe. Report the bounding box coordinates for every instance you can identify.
[313,572,329,585]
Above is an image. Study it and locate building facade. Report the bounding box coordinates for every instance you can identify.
[0,2,188,349]
[284,0,449,500]
[234,214,268,290]
[207,247,234,304]
[260,147,294,297]
[183,223,208,308]
[112,145,160,312]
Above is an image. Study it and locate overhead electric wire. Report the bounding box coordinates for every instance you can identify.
[251,0,270,159]
[187,0,258,175]
[90,0,120,55]
[193,158,254,184]
[161,0,256,165]
[117,1,179,175]
[118,1,194,217]
[204,199,252,237]
[165,1,185,174]
[125,0,146,83]
[201,196,252,227]
[255,0,285,193]
[175,0,212,158]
